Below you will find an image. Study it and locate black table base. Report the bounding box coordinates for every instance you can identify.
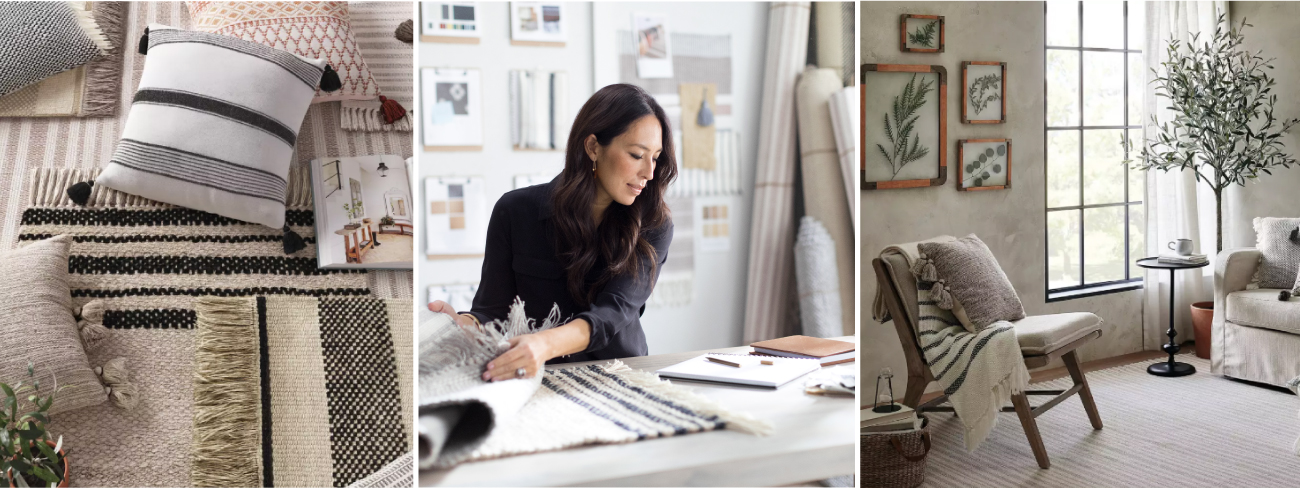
[1147,360,1195,377]
[1136,257,1210,378]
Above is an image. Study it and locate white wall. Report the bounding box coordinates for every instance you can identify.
[418,2,771,354]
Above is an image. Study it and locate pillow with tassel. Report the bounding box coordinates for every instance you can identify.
[71,24,339,252]
[1248,217,1300,290]
[0,235,137,415]
[186,1,409,129]
[0,2,111,97]
[916,234,1026,330]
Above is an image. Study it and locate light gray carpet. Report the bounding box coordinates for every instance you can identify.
[924,355,1300,487]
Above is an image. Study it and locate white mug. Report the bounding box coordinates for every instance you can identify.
[1168,239,1193,256]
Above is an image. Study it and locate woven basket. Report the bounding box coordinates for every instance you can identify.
[862,416,930,488]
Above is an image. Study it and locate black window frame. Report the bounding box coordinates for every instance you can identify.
[1044,1,1145,302]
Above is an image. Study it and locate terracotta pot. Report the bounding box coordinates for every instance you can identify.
[6,440,69,488]
[1191,301,1214,359]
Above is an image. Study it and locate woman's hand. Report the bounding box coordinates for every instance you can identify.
[484,334,552,381]
[428,300,478,330]
[483,319,593,381]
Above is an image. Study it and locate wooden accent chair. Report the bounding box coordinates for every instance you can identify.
[872,254,1105,469]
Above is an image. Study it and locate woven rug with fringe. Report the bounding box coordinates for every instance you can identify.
[18,167,377,486]
[418,301,772,470]
[192,296,412,487]
[0,1,127,118]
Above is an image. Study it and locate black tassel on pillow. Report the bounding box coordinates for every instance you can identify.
[138,27,149,55]
[1281,290,1293,302]
[1290,226,1299,244]
[67,181,94,206]
[320,65,343,92]
[282,225,306,254]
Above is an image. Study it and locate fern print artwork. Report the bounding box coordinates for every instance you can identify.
[908,20,938,48]
[968,74,1001,115]
[876,74,935,180]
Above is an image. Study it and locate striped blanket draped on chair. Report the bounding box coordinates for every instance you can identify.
[880,240,1028,451]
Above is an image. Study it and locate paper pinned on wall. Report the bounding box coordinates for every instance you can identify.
[421,2,481,42]
[425,176,488,257]
[513,173,555,189]
[423,68,482,149]
[428,283,478,312]
[619,31,732,130]
[646,195,694,308]
[679,82,717,170]
[632,12,673,79]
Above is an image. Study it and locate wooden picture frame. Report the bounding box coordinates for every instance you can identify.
[962,61,1007,124]
[861,64,948,190]
[957,139,1012,191]
[900,14,944,53]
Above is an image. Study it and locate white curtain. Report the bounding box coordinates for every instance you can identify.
[1140,1,1228,351]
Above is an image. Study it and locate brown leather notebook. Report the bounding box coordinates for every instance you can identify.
[749,335,856,366]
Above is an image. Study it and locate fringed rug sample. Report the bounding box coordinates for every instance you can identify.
[339,1,413,132]
[18,167,371,326]
[193,296,413,488]
[418,307,771,470]
[0,1,127,118]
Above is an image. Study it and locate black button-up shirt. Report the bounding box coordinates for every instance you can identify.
[465,178,673,363]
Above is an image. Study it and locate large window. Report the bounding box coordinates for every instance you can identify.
[1045,1,1145,300]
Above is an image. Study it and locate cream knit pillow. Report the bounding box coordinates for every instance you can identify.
[0,236,134,414]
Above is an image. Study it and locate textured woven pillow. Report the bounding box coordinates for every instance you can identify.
[187,1,378,103]
[0,236,110,415]
[0,2,110,97]
[93,24,331,229]
[917,234,1026,330]
[1250,217,1300,289]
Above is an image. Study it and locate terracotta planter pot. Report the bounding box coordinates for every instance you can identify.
[6,440,69,488]
[1191,301,1214,359]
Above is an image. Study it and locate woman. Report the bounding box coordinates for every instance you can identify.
[430,83,677,382]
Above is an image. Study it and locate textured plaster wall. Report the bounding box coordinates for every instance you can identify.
[859,1,1145,405]
[1223,2,1300,248]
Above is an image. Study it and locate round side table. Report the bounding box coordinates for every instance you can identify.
[1136,257,1210,377]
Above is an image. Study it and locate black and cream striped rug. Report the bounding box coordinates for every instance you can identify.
[18,167,370,326]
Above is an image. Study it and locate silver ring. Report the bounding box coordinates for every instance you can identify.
[516,367,527,378]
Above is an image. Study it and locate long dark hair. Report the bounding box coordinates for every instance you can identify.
[551,84,677,306]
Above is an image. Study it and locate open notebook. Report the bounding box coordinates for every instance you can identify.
[656,354,821,388]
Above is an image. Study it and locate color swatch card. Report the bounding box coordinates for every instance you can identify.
[655,354,820,388]
[422,2,480,38]
[425,176,487,256]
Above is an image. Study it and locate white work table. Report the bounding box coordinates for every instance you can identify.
[419,337,857,486]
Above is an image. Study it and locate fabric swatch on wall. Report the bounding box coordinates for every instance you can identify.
[509,69,569,150]
[647,196,694,307]
[679,82,718,170]
[667,129,742,197]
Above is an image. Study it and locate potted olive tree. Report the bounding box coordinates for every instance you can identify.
[1126,16,1299,358]
[1,364,68,488]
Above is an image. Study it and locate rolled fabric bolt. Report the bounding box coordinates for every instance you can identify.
[707,356,741,368]
[418,404,466,469]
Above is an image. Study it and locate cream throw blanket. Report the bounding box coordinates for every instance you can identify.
[878,239,1029,451]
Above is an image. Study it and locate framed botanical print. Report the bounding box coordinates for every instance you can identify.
[962,61,1006,124]
[957,139,1011,191]
[861,64,948,190]
[900,14,944,53]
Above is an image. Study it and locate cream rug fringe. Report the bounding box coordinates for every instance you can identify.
[68,1,113,54]
[191,297,263,488]
[28,166,313,208]
[341,100,412,132]
[81,1,125,117]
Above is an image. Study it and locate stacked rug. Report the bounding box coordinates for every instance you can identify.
[0,1,127,118]
[418,303,771,470]
[192,296,412,487]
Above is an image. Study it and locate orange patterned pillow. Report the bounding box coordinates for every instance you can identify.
[187,1,379,103]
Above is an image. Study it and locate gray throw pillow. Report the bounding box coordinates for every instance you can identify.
[0,235,109,415]
[0,2,110,97]
[917,234,1026,330]
[1251,217,1300,289]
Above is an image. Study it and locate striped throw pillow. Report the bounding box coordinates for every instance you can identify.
[95,24,328,229]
